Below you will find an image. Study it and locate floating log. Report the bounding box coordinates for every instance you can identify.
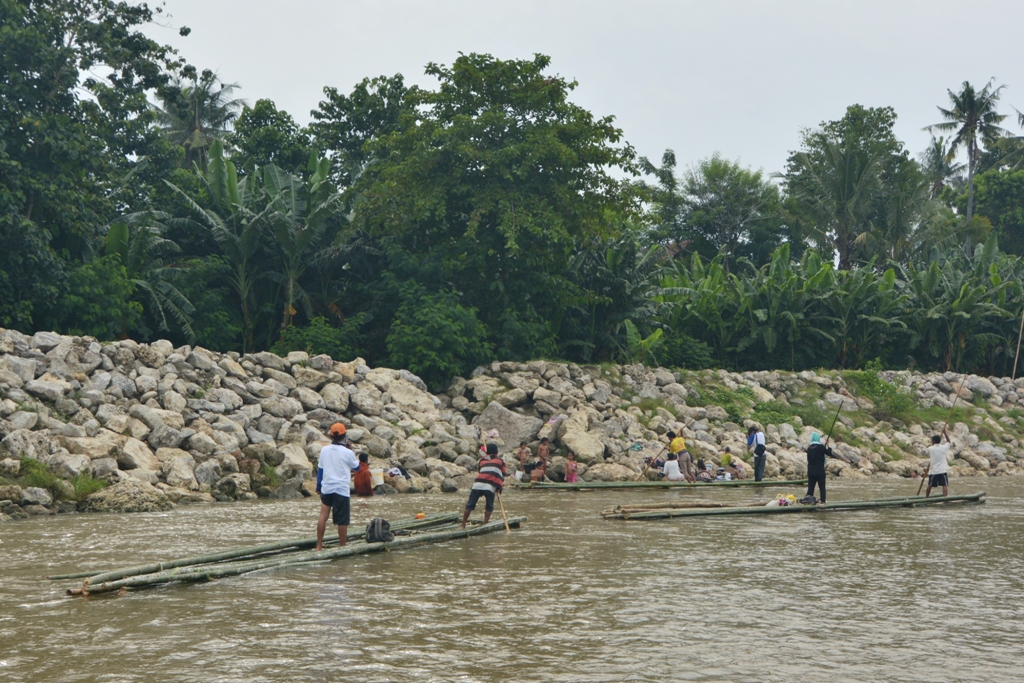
[51,512,460,583]
[514,478,807,491]
[607,493,986,520]
[70,517,525,596]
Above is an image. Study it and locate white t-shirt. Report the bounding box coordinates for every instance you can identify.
[927,443,951,476]
[662,460,684,480]
[319,443,359,496]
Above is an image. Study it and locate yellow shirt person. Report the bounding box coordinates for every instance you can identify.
[669,435,687,454]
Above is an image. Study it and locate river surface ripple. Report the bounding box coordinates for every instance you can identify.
[1,480,1022,682]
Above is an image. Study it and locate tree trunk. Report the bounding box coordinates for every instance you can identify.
[966,141,976,223]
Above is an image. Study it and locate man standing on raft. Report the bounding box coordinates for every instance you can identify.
[805,433,832,503]
[460,443,506,529]
[315,423,360,551]
[748,426,767,482]
[926,430,951,498]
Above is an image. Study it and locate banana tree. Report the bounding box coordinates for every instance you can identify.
[165,140,270,351]
[263,154,345,332]
[105,216,196,340]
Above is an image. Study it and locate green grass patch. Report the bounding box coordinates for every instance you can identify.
[261,463,282,489]
[842,370,916,420]
[751,400,835,431]
[689,385,754,422]
[19,457,61,493]
[70,473,107,501]
[913,405,973,428]
[637,397,678,418]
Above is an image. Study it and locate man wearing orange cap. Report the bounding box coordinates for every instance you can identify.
[315,423,360,551]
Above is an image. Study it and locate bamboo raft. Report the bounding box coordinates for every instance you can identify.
[514,478,807,491]
[54,512,525,596]
[600,492,986,520]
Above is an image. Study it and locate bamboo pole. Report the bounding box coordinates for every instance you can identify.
[518,478,807,490]
[1013,306,1024,381]
[71,512,460,585]
[614,493,984,520]
[497,492,511,533]
[71,517,526,596]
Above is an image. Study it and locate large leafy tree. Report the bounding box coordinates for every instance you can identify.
[785,105,922,269]
[926,80,1008,223]
[0,0,184,328]
[350,53,640,361]
[963,169,1024,256]
[227,99,311,175]
[308,74,417,188]
[155,69,244,170]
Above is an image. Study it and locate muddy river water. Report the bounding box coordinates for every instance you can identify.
[2,479,1023,682]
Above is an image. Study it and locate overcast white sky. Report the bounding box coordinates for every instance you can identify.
[149,0,1024,176]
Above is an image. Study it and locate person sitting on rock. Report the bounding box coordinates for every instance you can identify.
[666,431,696,482]
[695,460,714,483]
[525,437,550,480]
[662,452,687,481]
[352,452,373,497]
[460,443,506,529]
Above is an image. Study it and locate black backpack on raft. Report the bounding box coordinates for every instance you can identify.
[366,518,395,543]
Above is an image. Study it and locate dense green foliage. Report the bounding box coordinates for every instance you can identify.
[4,2,1024,385]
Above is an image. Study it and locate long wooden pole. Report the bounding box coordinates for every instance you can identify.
[497,492,511,533]
[1013,306,1024,381]
[918,376,967,495]
[824,403,843,446]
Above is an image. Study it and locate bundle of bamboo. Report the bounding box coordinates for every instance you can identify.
[601,493,986,520]
[59,513,525,596]
[513,478,807,491]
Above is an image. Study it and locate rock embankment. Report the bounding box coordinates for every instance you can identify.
[2,327,1022,520]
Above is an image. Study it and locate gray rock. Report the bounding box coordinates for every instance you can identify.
[8,411,38,431]
[292,366,328,390]
[2,429,58,459]
[21,486,53,507]
[91,457,120,479]
[5,356,37,382]
[403,455,429,476]
[30,331,63,352]
[349,390,383,416]
[965,376,997,397]
[472,401,543,448]
[441,477,460,493]
[24,379,66,401]
[494,388,529,407]
[186,432,218,455]
[194,458,222,486]
[83,479,172,513]
[293,387,325,410]
[254,351,289,372]
[259,395,303,419]
[320,383,350,413]
[0,458,20,477]
[246,427,274,445]
[263,367,297,389]
[185,351,216,372]
[216,473,251,499]
[399,369,429,392]
[129,404,165,431]
[161,451,198,490]
[308,354,334,372]
[147,425,184,449]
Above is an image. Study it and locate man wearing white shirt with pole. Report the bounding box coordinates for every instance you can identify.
[925,430,951,498]
[315,423,360,551]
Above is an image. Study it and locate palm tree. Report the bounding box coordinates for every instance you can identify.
[918,136,964,199]
[786,134,883,270]
[155,69,245,169]
[925,80,1007,223]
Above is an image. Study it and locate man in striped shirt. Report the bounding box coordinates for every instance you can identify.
[460,443,506,529]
